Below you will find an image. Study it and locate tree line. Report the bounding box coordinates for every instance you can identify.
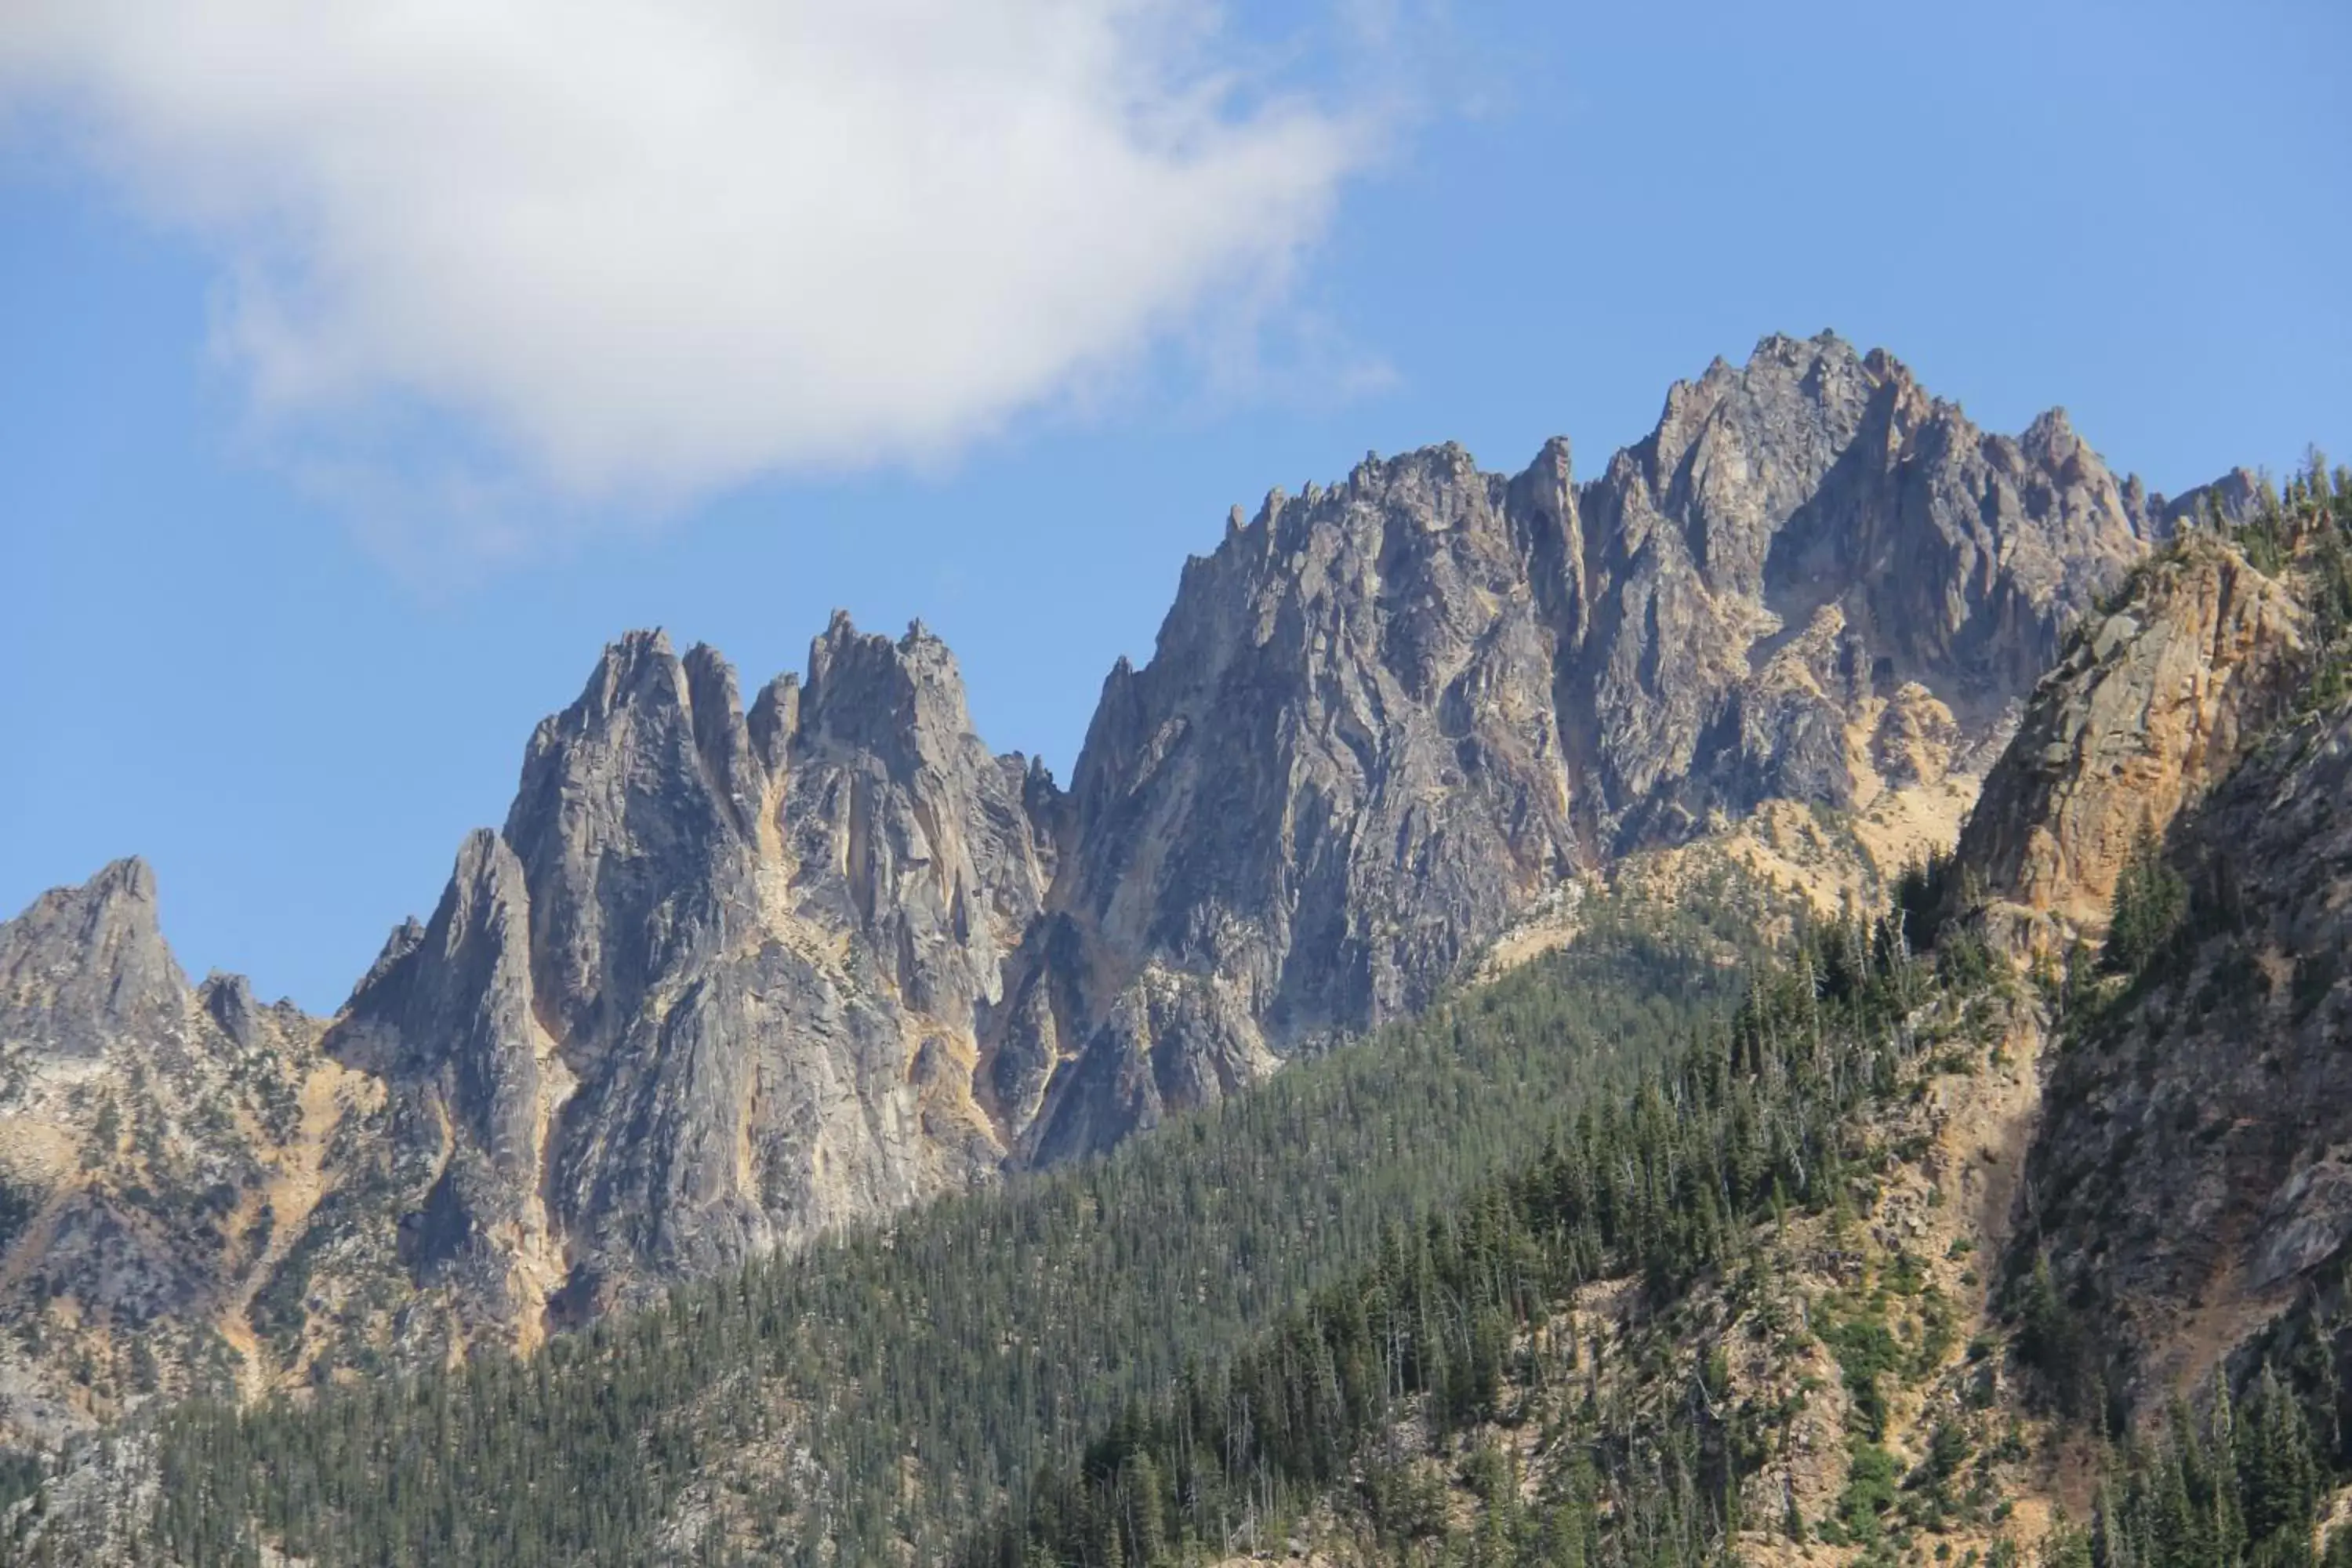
[13,891,1760,1566]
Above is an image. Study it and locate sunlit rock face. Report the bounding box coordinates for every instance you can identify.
[1004,331,2153,1160]
[333,617,1056,1328]
[1956,533,2307,946]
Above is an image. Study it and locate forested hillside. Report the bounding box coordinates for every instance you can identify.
[10,889,1770,1565]
[940,460,2352,1568]
[966,906,2006,1568]
[6,424,2344,1568]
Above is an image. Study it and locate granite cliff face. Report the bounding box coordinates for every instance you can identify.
[1004,332,2154,1158]
[1955,533,2310,946]
[330,616,1051,1330]
[2023,685,2352,1408]
[2,330,2182,1381]
[1915,503,2352,1418]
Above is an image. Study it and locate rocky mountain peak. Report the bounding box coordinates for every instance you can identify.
[514,630,767,822]
[746,670,801,772]
[1602,332,1886,600]
[560,627,684,729]
[2019,405,2081,463]
[197,971,265,1050]
[77,855,156,905]
[799,611,982,785]
[0,333,2227,1430]
[0,857,183,1061]
[350,914,427,1004]
[681,640,757,800]
[2124,464,2267,538]
[310,609,1052,1332]
[0,860,332,1446]
[997,333,2163,1159]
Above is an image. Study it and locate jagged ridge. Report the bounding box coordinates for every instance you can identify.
[1,331,2199,1437]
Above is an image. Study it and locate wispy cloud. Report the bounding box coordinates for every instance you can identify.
[0,2,1378,551]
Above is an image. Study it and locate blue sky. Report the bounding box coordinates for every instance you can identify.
[3,0,2347,1011]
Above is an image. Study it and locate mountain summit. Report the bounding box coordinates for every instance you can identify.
[1002,330,2153,1158]
[0,332,2190,1432]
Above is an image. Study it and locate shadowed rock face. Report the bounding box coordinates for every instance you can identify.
[2024,691,2352,1407]
[1002,332,2155,1160]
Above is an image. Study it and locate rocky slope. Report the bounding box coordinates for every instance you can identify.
[0,861,344,1445]
[1,330,2184,1433]
[1004,332,2154,1158]
[2023,689,2352,1410]
[1064,971,2072,1568]
[11,439,2347,1568]
[976,499,2352,1568]
[1955,532,2310,948]
[0,617,1062,1441]
[1928,493,2352,1422]
[2001,492,2352,1416]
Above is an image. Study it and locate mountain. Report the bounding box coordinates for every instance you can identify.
[0,331,2183,1452]
[0,861,337,1444]
[1006,331,2152,1160]
[964,479,2352,1568]
[11,434,2349,1568]
[327,615,1051,1341]
[50,894,1759,1566]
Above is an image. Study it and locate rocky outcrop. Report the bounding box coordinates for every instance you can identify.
[2124,464,2266,538]
[1954,534,2308,945]
[0,862,328,1446]
[1586,352,2147,819]
[2024,688,2352,1404]
[328,617,1051,1330]
[0,861,186,1065]
[1936,485,2352,1414]
[1006,332,2154,1158]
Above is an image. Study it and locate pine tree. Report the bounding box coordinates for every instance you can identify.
[2106,826,2187,976]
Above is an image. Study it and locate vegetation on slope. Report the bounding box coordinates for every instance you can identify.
[962,909,1992,1568]
[11,889,1766,1566]
[981,453,2352,1568]
[22,461,2350,1568]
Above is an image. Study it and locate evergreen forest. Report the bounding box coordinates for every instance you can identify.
[48,890,1762,1566]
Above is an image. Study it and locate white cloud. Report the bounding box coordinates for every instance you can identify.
[0,2,1370,524]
